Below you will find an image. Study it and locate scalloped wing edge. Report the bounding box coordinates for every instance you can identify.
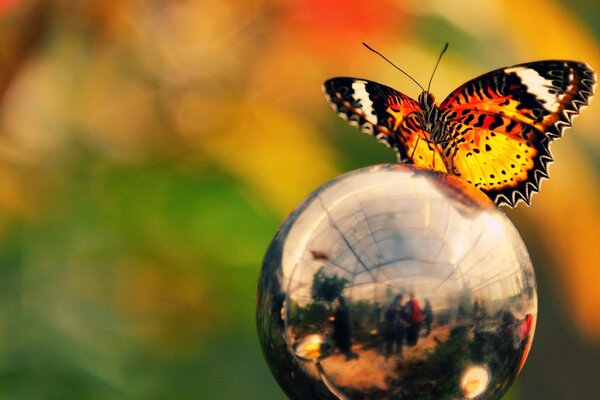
[322,80,398,151]
[488,140,554,207]
[545,62,596,139]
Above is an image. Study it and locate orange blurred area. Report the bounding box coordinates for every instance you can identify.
[0,0,599,399]
[0,0,19,14]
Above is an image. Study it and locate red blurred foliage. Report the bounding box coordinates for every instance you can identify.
[0,0,20,14]
[279,0,409,56]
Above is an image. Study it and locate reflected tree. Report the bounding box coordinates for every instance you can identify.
[311,267,348,303]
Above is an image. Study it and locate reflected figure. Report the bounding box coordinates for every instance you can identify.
[332,296,358,360]
[493,310,521,373]
[516,313,535,375]
[520,314,533,344]
[474,298,488,322]
[371,302,381,326]
[473,298,480,320]
[480,300,488,321]
[423,299,433,337]
[458,303,468,320]
[383,294,406,358]
[500,310,517,336]
[406,293,423,347]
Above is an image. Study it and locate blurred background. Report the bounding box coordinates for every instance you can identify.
[0,0,598,399]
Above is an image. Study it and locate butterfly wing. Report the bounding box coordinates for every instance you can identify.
[439,60,595,207]
[323,78,447,171]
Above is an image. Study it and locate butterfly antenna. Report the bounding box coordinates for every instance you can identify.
[426,42,449,92]
[362,42,425,91]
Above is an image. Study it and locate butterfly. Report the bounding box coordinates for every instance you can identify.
[323,46,596,207]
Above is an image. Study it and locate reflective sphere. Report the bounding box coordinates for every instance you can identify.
[257,164,537,400]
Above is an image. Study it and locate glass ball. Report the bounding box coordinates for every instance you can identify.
[257,164,537,400]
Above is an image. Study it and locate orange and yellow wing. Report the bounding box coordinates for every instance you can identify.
[324,78,447,172]
[439,60,595,207]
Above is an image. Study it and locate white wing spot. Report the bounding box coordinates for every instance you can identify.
[351,80,378,125]
[507,67,567,112]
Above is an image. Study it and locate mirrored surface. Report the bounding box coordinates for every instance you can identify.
[257,164,537,400]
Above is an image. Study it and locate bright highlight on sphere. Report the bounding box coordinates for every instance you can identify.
[257,164,537,400]
[461,365,491,399]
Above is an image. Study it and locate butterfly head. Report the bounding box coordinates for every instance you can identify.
[418,91,436,110]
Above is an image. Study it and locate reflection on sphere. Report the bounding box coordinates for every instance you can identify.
[257,164,537,400]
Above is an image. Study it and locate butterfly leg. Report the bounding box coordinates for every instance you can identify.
[435,129,459,175]
[448,145,460,176]
[408,135,421,161]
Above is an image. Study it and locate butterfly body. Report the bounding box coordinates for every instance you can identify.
[417,91,441,134]
[324,60,596,207]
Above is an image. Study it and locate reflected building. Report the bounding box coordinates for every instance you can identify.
[258,165,537,400]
